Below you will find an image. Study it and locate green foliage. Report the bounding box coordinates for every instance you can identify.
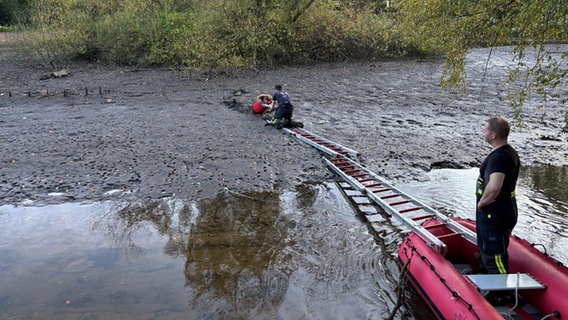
[17,0,411,73]
[295,1,398,61]
[396,0,568,127]
[0,0,31,25]
[0,25,17,32]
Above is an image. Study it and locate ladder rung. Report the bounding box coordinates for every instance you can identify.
[424,223,446,230]
[389,200,411,206]
[399,207,421,214]
[322,150,477,254]
[438,232,461,240]
[364,183,382,188]
[410,214,434,221]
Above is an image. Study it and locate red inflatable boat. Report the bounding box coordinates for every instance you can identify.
[399,217,568,320]
[323,155,568,320]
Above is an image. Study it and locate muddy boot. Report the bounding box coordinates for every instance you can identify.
[271,118,283,129]
[290,120,304,128]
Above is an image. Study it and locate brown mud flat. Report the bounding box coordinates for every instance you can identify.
[1,36,567,206]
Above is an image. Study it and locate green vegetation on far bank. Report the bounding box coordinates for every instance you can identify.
[4,0,567,129]
[15,0,419,73]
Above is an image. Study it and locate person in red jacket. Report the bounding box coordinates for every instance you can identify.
[252,93,274,114]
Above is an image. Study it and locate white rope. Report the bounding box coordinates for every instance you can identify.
[507,272,521,313]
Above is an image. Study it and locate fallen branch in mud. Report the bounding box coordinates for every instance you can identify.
[39,67,71,80]
[223,187,267,202]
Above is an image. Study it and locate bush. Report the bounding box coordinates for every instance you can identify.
[18,0,417,73]
[0,0,31,26]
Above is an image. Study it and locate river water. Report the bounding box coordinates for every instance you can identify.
[1,41,567,319]
[1,165,566,320]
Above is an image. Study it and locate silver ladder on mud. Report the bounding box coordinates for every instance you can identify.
[283,128,360,158]
[323,155,477,255]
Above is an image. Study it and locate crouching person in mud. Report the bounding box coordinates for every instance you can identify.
[252,93,275,121]
[270,84,303,129]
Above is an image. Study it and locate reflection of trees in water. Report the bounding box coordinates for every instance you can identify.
[184,191,291,318]
[523,166,568,204]
[99,199,191,253]
[108,189,303,318]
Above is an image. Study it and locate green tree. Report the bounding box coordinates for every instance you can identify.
[396,0,568,130]
[20,0,402,71]
[0,0,31,25]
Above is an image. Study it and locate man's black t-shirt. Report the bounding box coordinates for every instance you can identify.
[476,144,520,230]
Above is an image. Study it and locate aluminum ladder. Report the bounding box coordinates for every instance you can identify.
[323,155,477,255]
[283,127,360,158]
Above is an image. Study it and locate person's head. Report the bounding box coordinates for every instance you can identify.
[274,84,282,91]
[483,116,510,143]
[261,95,270,102]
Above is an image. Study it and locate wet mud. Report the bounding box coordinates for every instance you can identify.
[1,36,567,206]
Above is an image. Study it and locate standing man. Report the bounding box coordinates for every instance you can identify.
[476,116,520,275]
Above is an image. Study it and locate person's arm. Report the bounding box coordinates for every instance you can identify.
[477,172,505,209]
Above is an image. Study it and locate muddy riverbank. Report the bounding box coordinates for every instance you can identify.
[1,37,567,206]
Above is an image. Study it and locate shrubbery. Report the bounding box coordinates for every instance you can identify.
[0,0,31,26]
[17,0,423,73]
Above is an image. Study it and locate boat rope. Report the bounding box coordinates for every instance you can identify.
[530,243,548,256]
[502,272,521,319]
[529,241,566,268]
[387,253,413,320]
[401,238,482,320]
[540,311,561,320]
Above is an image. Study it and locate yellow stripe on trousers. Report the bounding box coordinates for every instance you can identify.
[495,254,507,274]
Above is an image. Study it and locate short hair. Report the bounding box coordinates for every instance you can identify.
[486,116,510,139]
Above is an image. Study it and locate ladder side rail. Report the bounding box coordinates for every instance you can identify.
[325,155,476,251]
[286,128,359,158]
[365,191,447,253]
[287,130,340,157]
[324,157,447,253]
[445,220,478,244]
[324,158,366,191]
[355,165,478,243]
[293,128,360,157]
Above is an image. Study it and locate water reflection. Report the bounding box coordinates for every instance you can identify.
[182,192,288,317]
[3,167,564,319]
[523,165,568,206]
[515,166,568,264]
[0,183,397,320]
